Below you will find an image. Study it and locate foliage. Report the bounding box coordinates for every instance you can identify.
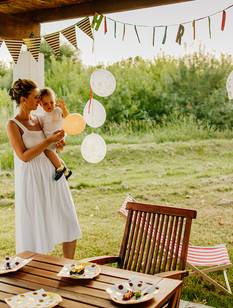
[1,50,233,128]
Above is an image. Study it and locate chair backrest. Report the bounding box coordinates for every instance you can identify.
[119,201,197,275]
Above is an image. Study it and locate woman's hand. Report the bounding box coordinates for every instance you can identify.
[48,130,65,144]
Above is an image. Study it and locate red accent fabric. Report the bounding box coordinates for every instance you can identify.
[221,10,226,31]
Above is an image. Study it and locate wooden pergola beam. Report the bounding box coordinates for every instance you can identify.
[0,0,193,39]
[23,0,193,23]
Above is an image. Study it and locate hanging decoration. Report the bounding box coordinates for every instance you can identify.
[83,98,106,128]
[1,3,233,64]
[91,13,104,31]
[61,25,78,49]
[23,37,41,61]
[62,113,86,135]
[77,16,94,39]
[221,10,226,31]
[208,17,211,39]
[162,26,167,45]
[104,16,108,34]
[90,69,116,97]
[176,24,185,45]
[4,40,23,64]
[44,32,60,56]
[81,133,107,164]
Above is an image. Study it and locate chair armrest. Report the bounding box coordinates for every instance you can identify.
[79,255,121,265]
[156,270,188,280]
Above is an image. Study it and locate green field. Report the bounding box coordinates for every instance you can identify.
[0,136,233,307]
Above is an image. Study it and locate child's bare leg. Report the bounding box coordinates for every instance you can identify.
[44,149,62,169]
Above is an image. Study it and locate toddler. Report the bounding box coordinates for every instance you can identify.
[39,87,72,181]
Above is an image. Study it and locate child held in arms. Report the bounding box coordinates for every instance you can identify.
[39,87,72,181]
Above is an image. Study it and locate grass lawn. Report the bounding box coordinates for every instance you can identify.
[0,137,233,307]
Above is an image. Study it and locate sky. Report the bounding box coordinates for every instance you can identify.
[1,0,233,66]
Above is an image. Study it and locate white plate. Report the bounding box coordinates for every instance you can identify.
[57,262,100,279]
[5,288,62,308]
[0,256,32,274]
[106,277,159,305]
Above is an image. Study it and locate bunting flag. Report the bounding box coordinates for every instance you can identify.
[5,40,23,64]
[192,20,196,40]
[104,16,107,34]
[122,24,126,41]
[91,13,103,31]
[152,27,156,46]
[208,16,212,39]
[61,25,78,49]
[44,32,60,56]
[162,26,167,44]
[176,24,185,45]
[221,10,226,31]
[23,37,41,61]
[114,21,117,38]
[134,25,140,43]
[77,17,93,39]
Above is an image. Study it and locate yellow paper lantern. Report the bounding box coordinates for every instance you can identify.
[62,113,86,135]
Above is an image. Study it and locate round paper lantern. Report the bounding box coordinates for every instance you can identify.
[62,113,86,135]
[226,71,233,99]
[81,133,107,164]
[90,69,116,97]
[83,99,106,128]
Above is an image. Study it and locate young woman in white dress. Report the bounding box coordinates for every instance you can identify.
[7,79,81,259]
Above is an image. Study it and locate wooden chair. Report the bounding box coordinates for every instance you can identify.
[84,201,197,280]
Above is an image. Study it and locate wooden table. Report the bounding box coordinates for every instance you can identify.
[0,251,182,307]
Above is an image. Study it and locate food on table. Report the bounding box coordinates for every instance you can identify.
[69,264,85,275]
[122,290,134,300]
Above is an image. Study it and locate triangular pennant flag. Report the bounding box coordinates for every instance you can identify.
[192,20,196,40]
[61,25,78,49]
[23,37,41,61]
[176,24,185,45]
[208,16,212,39]
[221,10,226,31]
[5,40,23,64]
[162,26,167,44]
[91,13,103,31]
[122,24,126,41]
[104,16,107,34]
[152,27,156,46]
[134,25,140,43]
[44,32,60,56]
[77,17,93,39]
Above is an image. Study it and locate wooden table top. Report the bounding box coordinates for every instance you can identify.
[0,251,182,307]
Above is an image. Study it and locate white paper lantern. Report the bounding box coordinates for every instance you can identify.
[226,71,233,99]
[90,69,116,97]
[81,133,107,164]
[83,99,106,128]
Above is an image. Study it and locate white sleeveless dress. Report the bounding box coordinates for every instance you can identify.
[11,118,82,254]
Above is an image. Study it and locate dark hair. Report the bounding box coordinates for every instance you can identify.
[9,79,37,105]
[40,87,56,100]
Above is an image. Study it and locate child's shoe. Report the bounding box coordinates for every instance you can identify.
[54,166,66,181]
[64,169,72,180]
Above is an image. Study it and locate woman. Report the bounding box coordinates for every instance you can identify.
[7,79,81,259]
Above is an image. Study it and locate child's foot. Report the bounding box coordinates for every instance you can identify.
[54,166,66,181]
[64,169,72,180]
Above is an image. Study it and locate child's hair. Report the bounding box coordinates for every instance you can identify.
[9,79,37,105]
[40,87,56,100]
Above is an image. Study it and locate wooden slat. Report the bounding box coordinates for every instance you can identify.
[142,212,155,273]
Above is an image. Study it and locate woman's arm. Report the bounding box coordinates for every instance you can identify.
[7,121,65,162]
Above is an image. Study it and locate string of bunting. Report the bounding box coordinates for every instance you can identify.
[0,16,94,64]
[1,3,233,64]
[91,3,233,46]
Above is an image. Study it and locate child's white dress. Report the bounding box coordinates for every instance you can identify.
[12,118,81,254]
